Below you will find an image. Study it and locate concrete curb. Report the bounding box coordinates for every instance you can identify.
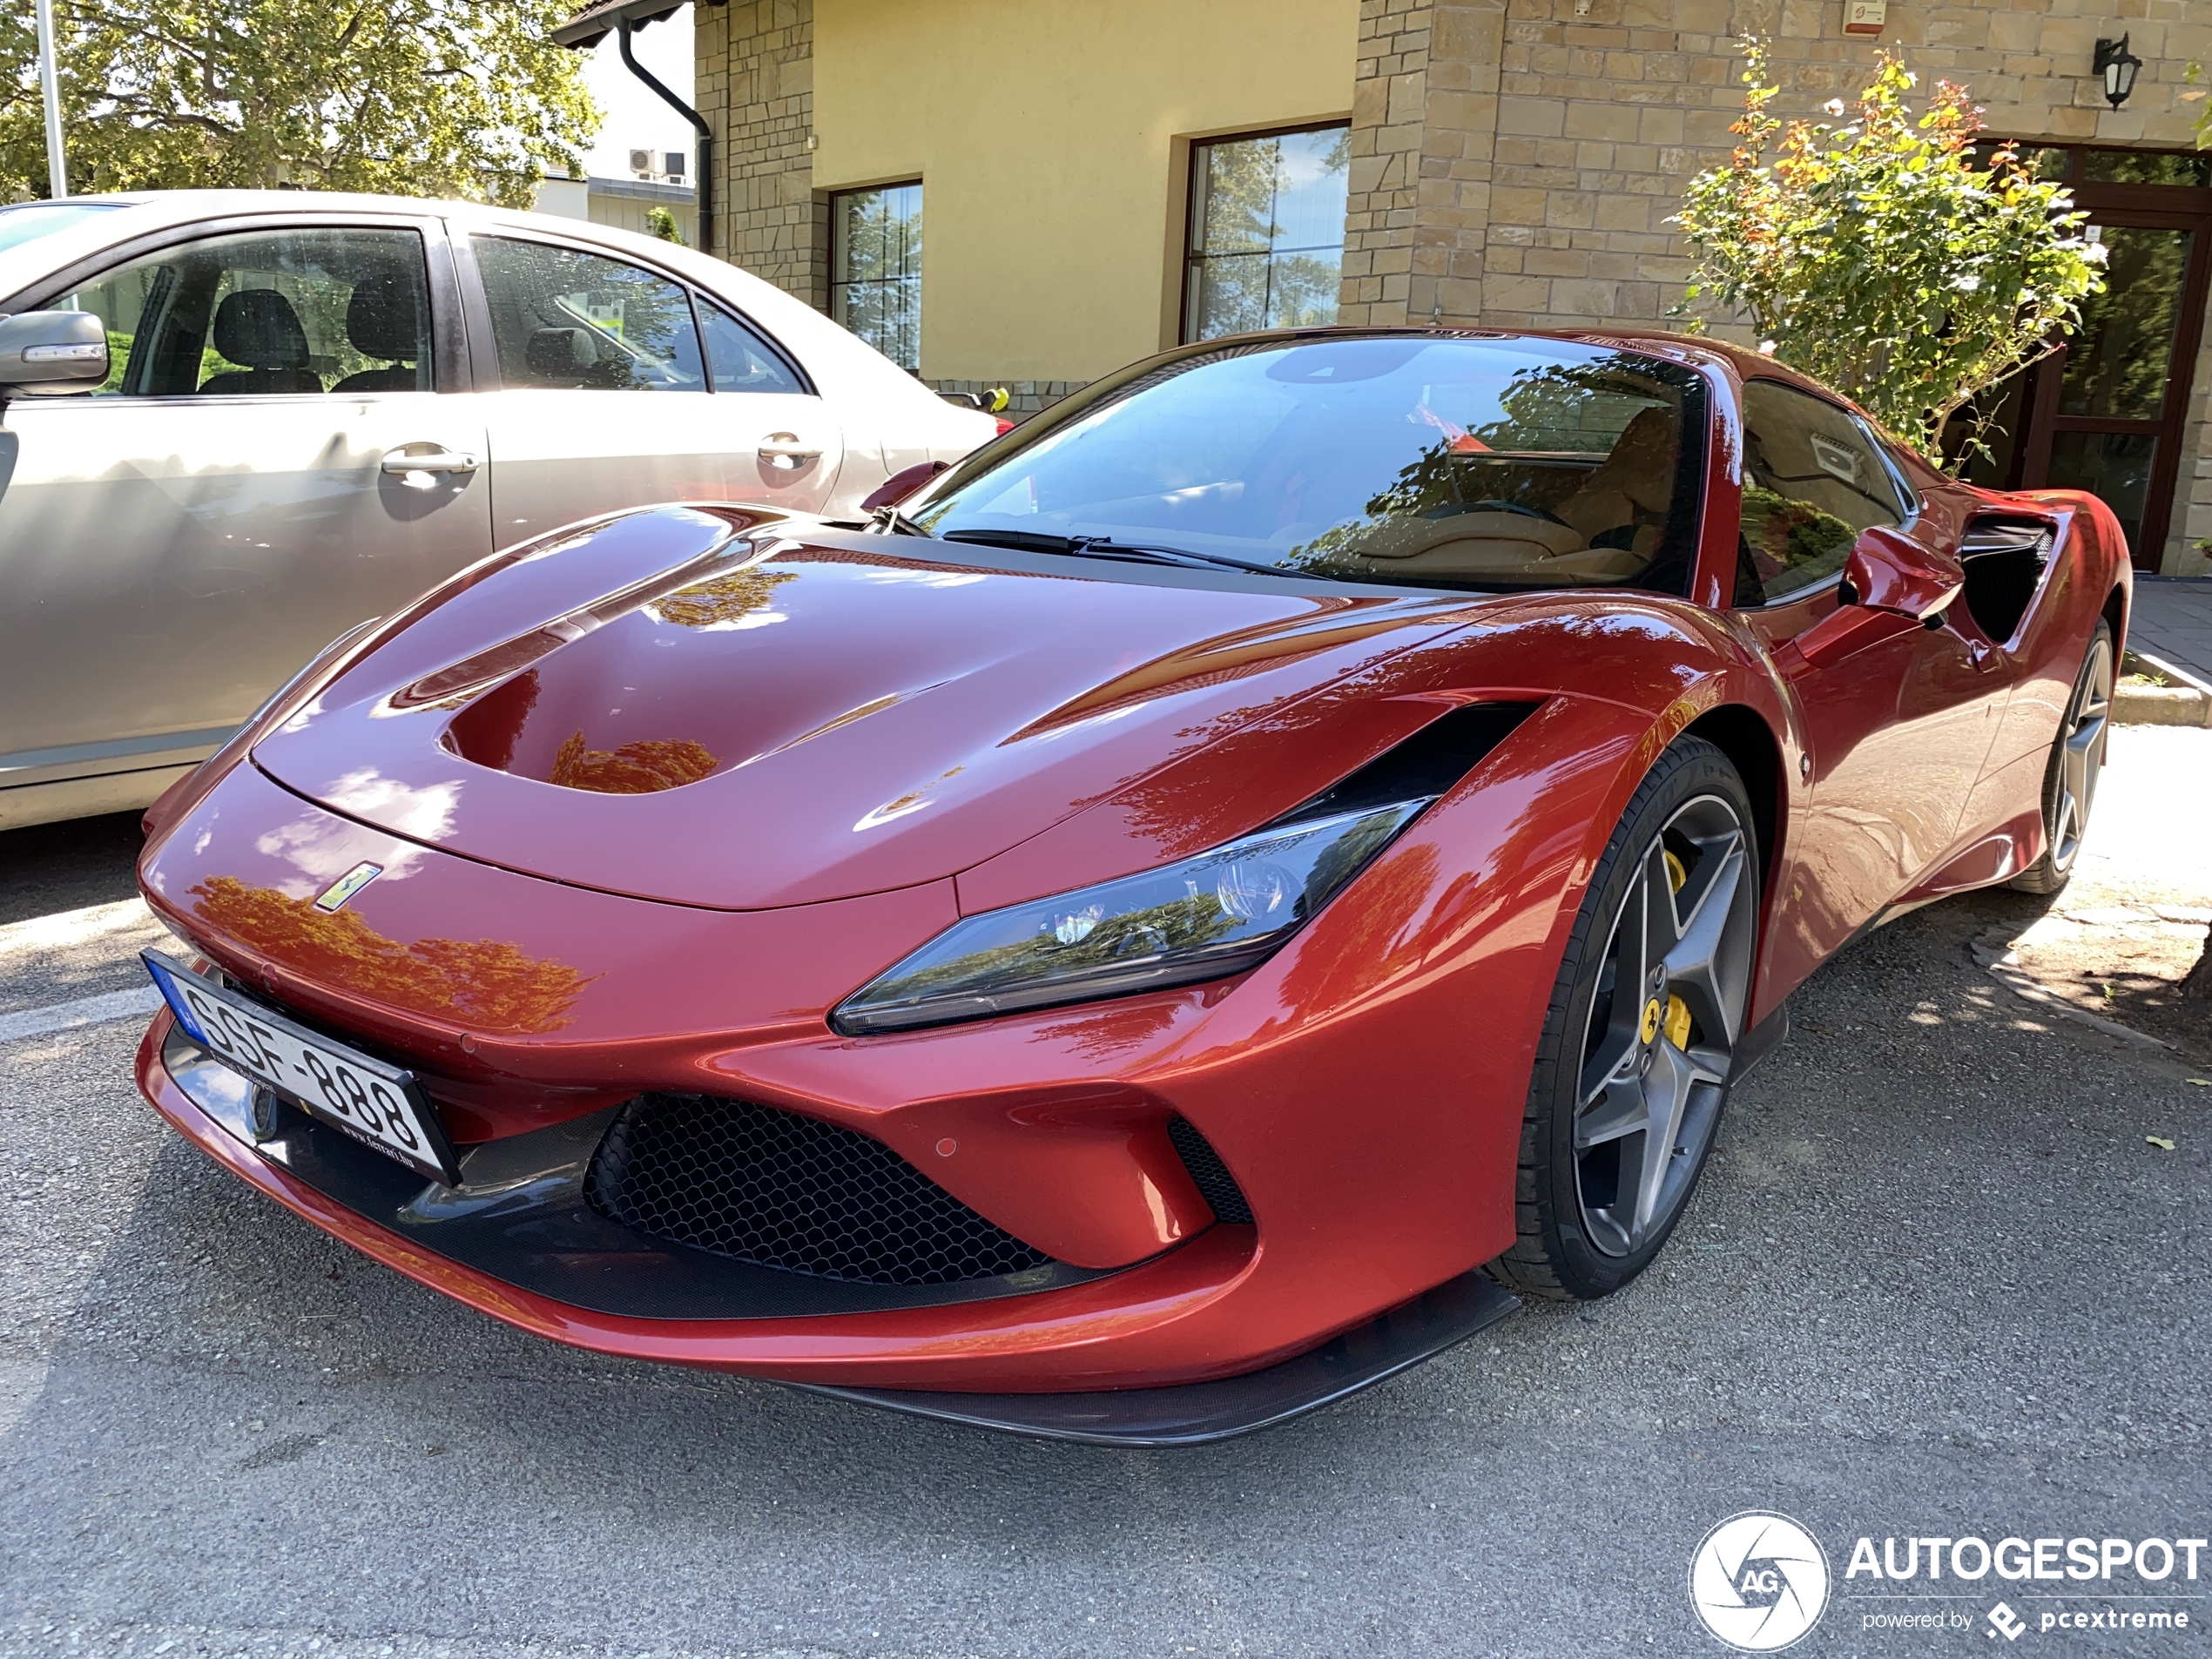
[1969,931,2176,1054]
[2113,684,2212,727]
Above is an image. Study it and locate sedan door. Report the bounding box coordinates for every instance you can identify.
[461,233,845,546]
[0,219,491,821]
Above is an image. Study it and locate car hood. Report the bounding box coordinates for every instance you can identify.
[248,506,1496,910]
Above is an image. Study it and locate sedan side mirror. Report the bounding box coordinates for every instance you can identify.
[1840,525,1963,630]
[0,310,110,397]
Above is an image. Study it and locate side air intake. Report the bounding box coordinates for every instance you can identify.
[1273,701,1539,826]
[1168,1116,1254,1225]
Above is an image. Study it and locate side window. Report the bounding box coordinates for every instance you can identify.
[698,300,806,395]
[473,237,705,391]
[1737,381,1907,604]
[60,227,432,398]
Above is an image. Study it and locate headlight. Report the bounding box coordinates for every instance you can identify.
[832,800,1428,1035]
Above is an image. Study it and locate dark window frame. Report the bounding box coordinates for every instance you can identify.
[828,180,924,374]
[1179,118,1352,347]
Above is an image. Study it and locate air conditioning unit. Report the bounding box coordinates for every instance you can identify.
[664,151,686,179]
[628,148,652,176]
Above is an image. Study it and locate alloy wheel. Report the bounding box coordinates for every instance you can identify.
[1572,793,1758,1258]
[2047,633,2114,876]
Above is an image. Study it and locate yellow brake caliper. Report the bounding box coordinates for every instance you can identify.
[1662,849,1694,1049]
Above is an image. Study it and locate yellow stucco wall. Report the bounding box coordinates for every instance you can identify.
[813,0,1356,384]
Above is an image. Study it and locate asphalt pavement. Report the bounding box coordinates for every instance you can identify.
[2,734,2208,1659]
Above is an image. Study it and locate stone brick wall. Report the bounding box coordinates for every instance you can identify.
[697,0,826,307]
[1340,1,1510,328]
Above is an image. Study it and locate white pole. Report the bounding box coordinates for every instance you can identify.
[36,0,67,199]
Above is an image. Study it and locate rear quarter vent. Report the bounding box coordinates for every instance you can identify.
[1959,516,2056,644]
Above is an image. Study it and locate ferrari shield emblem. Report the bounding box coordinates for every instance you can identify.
[314,861,383,913]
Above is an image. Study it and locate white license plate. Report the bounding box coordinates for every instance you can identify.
[143,948,459,1185]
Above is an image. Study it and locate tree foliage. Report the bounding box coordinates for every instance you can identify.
[1,0,597,205]
[1672,46,2106,464]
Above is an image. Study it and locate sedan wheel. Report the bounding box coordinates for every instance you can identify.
[1491,737,1760,1300]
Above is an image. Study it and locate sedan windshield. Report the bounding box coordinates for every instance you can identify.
[915,334,1709,593]
[0,200,125,257]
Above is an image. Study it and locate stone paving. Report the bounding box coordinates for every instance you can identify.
[2130,576,2212,690]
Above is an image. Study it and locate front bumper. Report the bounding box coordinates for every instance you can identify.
[138,1012,1516,1432]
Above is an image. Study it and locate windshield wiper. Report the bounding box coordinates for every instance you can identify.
[940,528,1297,579]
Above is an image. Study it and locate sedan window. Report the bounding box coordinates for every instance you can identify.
[916,334,1708,594]
[698,299,806,395]
[61,227,433,397]
[473,237,705,392]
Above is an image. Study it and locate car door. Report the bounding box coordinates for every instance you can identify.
[0,217,491,812]
[1733,380,2012,981]
[461,233,844,545]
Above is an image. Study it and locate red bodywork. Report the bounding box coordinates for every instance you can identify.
[133,332,2131,1393]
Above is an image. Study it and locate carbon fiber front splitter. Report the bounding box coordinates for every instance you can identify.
[785,1271,1520,1446]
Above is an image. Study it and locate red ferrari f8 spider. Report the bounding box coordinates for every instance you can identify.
[135,329,2128,1442]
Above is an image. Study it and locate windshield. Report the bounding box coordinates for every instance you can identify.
[914,334,1709,593]
[0,201,125,257]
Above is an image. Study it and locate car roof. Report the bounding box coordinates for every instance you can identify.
[0,189,706,308]
[1160,321,1905,443]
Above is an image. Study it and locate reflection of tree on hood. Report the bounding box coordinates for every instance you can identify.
[189,876,594,1035]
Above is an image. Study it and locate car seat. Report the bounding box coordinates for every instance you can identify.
[198,290,324,395]
[1553,406,1677,546]
[332,270,426,393]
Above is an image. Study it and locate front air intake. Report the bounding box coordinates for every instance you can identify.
[586,1093,1054,1285]
[1168,1115,1254,1225]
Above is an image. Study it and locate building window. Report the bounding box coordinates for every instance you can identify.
[831,182,922,371]
[1184,125,1350,343]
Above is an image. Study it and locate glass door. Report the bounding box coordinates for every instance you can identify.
[1952,148,2211,572]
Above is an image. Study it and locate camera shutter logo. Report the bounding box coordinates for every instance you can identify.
[1689,1512,1831,1651]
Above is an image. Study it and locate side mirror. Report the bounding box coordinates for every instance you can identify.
[1840,526,1963,630]
[0,310,110,395]
[861,459,949,512]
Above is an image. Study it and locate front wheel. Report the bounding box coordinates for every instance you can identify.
[1488,737,1761,1301]
[2008,619,2113,895]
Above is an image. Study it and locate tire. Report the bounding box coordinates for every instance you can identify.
[1488,737,1761,1302]
[2008,619,2114,896]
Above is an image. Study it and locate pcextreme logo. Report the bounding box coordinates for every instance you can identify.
[1689,1512,1832,1651]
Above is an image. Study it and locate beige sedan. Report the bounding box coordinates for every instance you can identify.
[0,191,996,830]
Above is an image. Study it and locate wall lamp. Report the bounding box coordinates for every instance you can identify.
[2094,35,2142,109]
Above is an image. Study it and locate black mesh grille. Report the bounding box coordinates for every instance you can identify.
[586,1094,1054,1285]
[1168,1116,1253,1225]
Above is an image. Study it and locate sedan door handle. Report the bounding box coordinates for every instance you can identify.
[758,432,822,470]
[381,447,480,475]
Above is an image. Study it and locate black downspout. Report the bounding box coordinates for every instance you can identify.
[617,11,712,255]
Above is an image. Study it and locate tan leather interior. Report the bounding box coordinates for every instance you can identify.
[1312,510,1649,582]
[1553,406,1677,542]
[1308,403,1677,583]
